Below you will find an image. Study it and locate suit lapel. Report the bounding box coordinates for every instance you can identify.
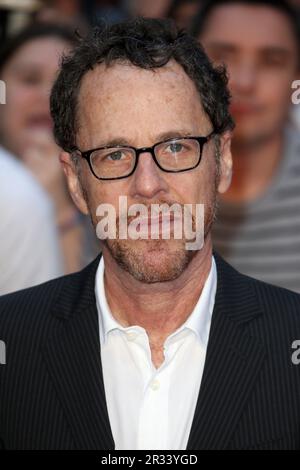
[186,254,266,450]
[42,252,266,450]
[42,255,115,450]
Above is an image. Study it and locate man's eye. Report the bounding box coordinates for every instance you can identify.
[263,56,285,67]
[106,150,124,161]
[167,142,184,153]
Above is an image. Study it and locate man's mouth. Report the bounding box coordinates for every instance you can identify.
[230,103,263,116]
[130,212,183,237]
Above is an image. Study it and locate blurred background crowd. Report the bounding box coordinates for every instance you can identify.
[0,0,299,294]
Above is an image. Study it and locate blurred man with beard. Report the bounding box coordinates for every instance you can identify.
[1,18,300,450]
[192,0,300,292]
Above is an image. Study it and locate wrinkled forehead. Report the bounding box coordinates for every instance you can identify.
[78,59,201,109]
[76,60,210,148]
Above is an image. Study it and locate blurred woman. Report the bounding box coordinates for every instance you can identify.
[0,23,98,274]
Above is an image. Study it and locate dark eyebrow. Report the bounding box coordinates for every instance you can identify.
[94,130,196,148]
[259,46,292,57]
[96,138,132,148]
[205,42,237,52]
[155,130,195,142]
[206,42,292,58]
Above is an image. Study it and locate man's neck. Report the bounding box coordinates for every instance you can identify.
[102,239,213,353]
[222,131,284,204]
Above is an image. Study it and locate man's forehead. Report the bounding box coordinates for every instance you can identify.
[75,60,209,148]
[78,59,196,98]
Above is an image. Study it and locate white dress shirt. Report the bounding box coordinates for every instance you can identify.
[95,255,217,450]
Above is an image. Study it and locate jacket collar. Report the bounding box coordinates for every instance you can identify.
[43,252,265,450]
[186,251,266,449]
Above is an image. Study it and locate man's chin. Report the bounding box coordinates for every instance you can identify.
[105,238,196,283]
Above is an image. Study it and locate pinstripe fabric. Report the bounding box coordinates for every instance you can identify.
[0,253,300,450]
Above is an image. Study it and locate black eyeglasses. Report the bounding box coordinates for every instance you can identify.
[71,131,215,181]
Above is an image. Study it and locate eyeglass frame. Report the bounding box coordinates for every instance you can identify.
[71,130,216,181]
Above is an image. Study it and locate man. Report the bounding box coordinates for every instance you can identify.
[192,0,300,292]
[0,18,300,451]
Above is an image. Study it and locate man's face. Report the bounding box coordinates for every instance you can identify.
[199,4,299,144]
[62,60,231,282]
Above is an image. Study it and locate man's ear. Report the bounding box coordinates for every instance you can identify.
[217,131,233,194]
[59,151,89,215]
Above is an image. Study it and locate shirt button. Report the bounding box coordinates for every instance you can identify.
[150,379,160,391]
[126,331,138,341]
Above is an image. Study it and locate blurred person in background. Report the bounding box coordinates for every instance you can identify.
[168,0,202,30]
[0,22,98,275]
[128,0,172,18]
[36,0,128,28]
[0,142,63,295]
[81,0,129,25]
[35,0,84,26]
[0,0,88,37]
[0,12,63,295]
[192,0,300,292]
[289,0,300,130]
[0,0,41,42]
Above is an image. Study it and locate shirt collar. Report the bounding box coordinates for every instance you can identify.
[95,255,217,348]
[95,255,123,346]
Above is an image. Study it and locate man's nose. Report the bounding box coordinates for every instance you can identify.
[130,151,169,200]
[230,62,257,94]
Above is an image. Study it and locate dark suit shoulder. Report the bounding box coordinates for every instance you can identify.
[251,277,300,342]
[244,272,300,319]
[0,256,100,341]
[214,251,300,330]
[230,262,300,346]
[252,275,300,308]
[0,273,74,345]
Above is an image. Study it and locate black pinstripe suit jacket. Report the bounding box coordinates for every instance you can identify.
[0,253,300,450]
